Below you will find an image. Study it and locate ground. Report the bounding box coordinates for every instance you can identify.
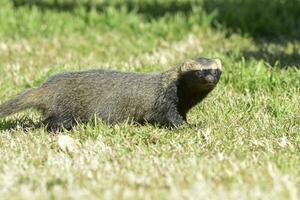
[0,0,299,199]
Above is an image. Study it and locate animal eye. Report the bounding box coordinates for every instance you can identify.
[195,71,204,77]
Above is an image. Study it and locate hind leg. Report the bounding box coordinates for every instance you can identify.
[43,115,75,132]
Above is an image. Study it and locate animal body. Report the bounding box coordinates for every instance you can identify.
[0,58,222,131]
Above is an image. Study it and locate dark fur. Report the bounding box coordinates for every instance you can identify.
[0,58,222,131]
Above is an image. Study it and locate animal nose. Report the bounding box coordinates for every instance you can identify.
[205,74,215,83]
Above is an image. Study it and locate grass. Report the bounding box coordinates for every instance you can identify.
[0,0,299,199]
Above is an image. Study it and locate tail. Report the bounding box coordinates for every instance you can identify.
[0,88,43,118]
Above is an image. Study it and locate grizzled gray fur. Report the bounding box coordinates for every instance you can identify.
[0,57,222,131]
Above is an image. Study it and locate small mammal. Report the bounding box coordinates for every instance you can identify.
[0,57,222,131]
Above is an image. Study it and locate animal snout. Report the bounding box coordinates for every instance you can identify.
[205,74,215,84]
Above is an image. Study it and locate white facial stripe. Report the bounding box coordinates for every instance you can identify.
[198,64,221,70]
[214,59,222,71]
[181,59,222,72]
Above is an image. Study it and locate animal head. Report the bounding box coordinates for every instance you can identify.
[179,57,223,91]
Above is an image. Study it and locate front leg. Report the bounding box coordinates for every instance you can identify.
[163,106,186,128]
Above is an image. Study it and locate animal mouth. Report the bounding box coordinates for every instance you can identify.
[203,83,216,88]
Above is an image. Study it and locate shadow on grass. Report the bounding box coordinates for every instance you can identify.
[0,117,42,132]
[11,0,197,20]
[203,0,300,39]
[242,49,300,68]
[11,0,300,68]
[202,0,300,68]
[12,0,300,37]
[241,39,300,68]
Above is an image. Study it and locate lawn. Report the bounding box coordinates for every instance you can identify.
[0,0,299,199]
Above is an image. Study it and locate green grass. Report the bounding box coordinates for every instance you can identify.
[0,0,299,199]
